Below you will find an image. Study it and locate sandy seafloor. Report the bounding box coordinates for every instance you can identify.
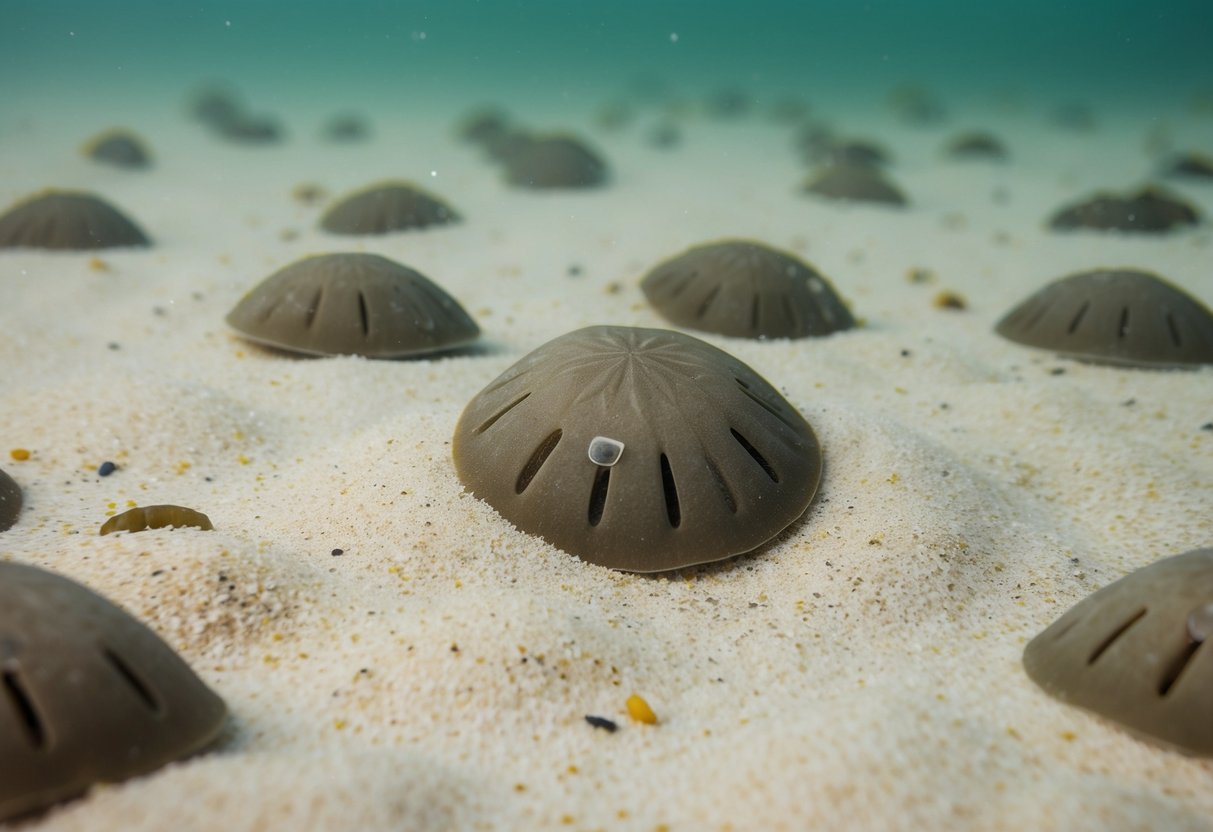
[1,90,1212,831]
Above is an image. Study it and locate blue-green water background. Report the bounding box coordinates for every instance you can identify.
[3,0,1211,117]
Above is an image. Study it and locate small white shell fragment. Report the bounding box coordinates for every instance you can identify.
[1187,602,1213,643]
[587,436,625,467]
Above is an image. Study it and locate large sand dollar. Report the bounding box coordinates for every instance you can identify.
[452,326,822,572]
[0,562,227,820]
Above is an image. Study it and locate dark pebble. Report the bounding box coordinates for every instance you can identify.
[331,548,344,556]
[1202,423,1213,432]
[97,461,118,476]
[585,715,618,733]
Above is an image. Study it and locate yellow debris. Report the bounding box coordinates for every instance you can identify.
[9,448,30,461]
[933,290,968,310]
[626,693,658,725]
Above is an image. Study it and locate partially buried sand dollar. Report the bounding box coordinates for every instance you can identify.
[1048,185,1199,233]
[640,239,856,340]
[319,181,460,235]
[501,134,608,189]
[1023,548,1213,756]
[802,162,907,206]
[1160,152,1213,180]
[0,562,227,820]
[82,129,151,169]
[0,191,150,250]
[995,268,1213,368]
[0,468,21,532]
[227,253,479,358]
[452,326,822,572]
[945,131,1008,161]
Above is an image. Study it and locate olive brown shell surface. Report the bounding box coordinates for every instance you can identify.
[83,130,151,169]
[99,505,213,535]
[1162,152,1213,180]
[502,135,608,189]
[319,181,460,235]
[1023,548,1213,756]
[451,326,822,572]
[0,468,21,532]
[226,253,479,358]
[945,131,1008,160]
[0,562,227,820]
[802,162,907,206]
[0,191,150,251]
[640,240,856,340]
[1048,185,1200,232]
[995,269,1213,368]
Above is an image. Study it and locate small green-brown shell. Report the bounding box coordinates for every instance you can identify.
[99,505,213,535]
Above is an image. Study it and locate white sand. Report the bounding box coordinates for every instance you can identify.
[1,96,1212,831]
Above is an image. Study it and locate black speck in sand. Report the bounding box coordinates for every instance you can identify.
[98,461,118,477]
[585,715,618,732]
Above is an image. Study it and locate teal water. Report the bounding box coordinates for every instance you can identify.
[3,0,1211,116]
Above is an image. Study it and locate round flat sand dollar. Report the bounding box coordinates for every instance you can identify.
[452,325,822,572]
[1161,152,1213,180]
[945,131,1008,160]
[319,181,460,235]
[995,269,1213,368]
[501,134,608,189]
[457,107,511,144]
[641,239,855,340]
[1048,185,1199,233]
[227,252,479,358]
[1023,548,1213,756]
[0,468,21,532]
[0,191,149,250]
[82,130,151,169]
[802,162,907,206]
[0,562,227,820]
